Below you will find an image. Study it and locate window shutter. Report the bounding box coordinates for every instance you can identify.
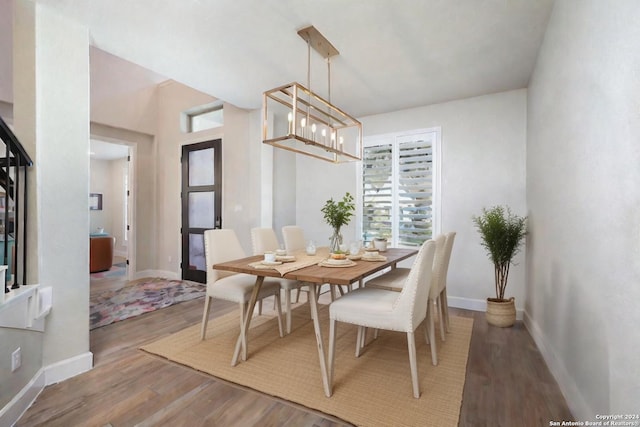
[397,137,433,247]
[362,130,436,248]
[362,144,393,241]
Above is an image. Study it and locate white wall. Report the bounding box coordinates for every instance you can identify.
[294,89,527,312]
[0,0,12,104]
[89,159,109,233]
[154,81,261,275]
[89,157,128,256]
[526,0,640,418]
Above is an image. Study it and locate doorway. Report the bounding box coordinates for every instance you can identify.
[181,139,222,283]
[89,139,135,282]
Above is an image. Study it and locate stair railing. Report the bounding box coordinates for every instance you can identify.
[0,115,33,294]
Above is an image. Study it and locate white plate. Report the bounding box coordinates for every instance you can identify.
[319,259,357,268]
[325,258,351,265]
[261,260,282,266]
[362,255,387,262]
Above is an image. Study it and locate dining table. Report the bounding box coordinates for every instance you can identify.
[212,246,418,397]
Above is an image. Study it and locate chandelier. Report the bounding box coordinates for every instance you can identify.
[262,26,363,163]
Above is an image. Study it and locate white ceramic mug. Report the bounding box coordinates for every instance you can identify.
[264,252,276,262]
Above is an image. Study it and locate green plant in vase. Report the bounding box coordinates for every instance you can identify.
[321,192,356,253]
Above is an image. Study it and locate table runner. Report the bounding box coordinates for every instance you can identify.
[249,247,330,276]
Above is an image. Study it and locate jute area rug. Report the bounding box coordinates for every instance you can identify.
[141,303,473,427]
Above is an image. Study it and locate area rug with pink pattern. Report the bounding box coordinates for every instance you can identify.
[90,278,206,330]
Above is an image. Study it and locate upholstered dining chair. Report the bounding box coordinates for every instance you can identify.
[281,225,318,303]
[365,234,453,365]
[201,229,284,347]
[281,225,306,254]
[366,232,457,339]
[327,238,436,398]
[251,227,304,334]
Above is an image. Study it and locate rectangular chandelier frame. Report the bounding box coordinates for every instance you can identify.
[262,82,363,163]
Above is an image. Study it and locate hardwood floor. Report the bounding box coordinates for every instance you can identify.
[16,284,574,427]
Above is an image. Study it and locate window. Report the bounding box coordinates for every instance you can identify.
[361,128,440,248]
[182,102,224,133]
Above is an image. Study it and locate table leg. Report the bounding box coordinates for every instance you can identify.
[231,275,264,366]
[307,282,332,397]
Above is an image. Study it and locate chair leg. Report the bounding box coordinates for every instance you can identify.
[423,318,430,345]
[274,292,284,338]
[429,299,438,366]
[437,296,446,341]
[294,287,301,303]
[407,331,420,398]
[356,326,364,357]
[328,318,337,394]
[258,300,263,315]
[285,289,292,334]
[200,296,212,340]
[441,288,450,332]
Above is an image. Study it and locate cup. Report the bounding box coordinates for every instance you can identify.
[306,240,316,255]
[264,252,276,263]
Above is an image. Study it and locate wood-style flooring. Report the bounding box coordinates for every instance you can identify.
[16,277,574,426]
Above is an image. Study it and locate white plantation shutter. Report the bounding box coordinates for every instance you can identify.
[362,129,439,248]
[362,144,393,240]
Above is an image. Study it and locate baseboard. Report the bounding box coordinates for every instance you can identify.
[134,269,179,280]
[44,351,93,385]
[448,295,524,320]
[0,351,93,426]
[0,368,45,427]
[523,312,584,420]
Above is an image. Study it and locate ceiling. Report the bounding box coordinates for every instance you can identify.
[3,0,555,118]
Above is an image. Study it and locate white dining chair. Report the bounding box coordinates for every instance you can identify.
[366,232,457,339]
[439,232,456,333]
[251,227,304,334]
[281,225,306,254]
[281,225,318,302]
[201,229,284,347]
[327,238,436,398]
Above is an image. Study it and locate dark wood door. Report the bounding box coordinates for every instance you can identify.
[181,139,222,283]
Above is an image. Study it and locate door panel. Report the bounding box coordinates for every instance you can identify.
[181,140,221,283]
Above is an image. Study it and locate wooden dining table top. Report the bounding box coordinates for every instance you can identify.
[213,247,418,286]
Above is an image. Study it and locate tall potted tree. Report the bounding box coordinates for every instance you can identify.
[321,192,356,253]
[472,205,527,327]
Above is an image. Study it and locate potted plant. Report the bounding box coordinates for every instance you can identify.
[472,205,527,327]
[321,192,356,253]
[373,231,390,251]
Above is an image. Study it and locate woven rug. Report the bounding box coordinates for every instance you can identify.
[141,303,473,426]
[90,278,206,329]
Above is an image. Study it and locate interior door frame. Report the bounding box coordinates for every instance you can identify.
[181,139,222,283]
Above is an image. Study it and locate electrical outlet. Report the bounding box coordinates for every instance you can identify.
[11,347,21,372]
